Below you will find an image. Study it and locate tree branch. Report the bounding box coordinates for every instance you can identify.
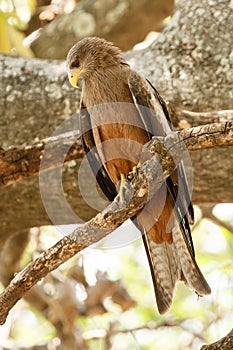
[168,108,233,129]
[0,122,232,325]
[201,328,233,350]
[0,130,83,188]
[0,120,232,188]
[173,122,233,150]
[200,204,233,235]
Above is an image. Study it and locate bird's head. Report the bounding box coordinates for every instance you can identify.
[66,37,127,88]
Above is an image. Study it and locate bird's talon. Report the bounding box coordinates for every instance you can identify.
[126,162,141,181]
[117,173,127,203]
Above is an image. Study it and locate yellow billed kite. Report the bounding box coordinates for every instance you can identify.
[66,37,211,314]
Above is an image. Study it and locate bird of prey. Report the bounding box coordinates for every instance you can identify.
[66,37,211,314]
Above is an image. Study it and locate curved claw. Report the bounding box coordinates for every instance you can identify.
[126,162,141,181]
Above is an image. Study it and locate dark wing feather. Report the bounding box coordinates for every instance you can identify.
[146,79,195,225]
[79,102,117,201]
[128,71,195,256]
[146,79,172,125]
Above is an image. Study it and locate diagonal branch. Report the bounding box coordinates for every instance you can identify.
[0,121,232,325]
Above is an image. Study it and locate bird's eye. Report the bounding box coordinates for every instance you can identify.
[70,60,80,69]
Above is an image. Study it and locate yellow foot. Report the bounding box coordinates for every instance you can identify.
[118,163,141,203]
[126,162,141,181]
[118,173,127,202]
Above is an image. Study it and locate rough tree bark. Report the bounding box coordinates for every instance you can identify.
[1,0,232,144]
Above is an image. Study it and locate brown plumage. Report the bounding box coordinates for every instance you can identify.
[66,37,211,314]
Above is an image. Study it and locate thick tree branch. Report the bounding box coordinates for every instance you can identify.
[0,130,83,188]
[0,120,232,189]
[201,328,233,350]
[0,122,232,325]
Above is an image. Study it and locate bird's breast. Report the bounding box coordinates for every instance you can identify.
[82,75,151,185]
[91,112,150,185]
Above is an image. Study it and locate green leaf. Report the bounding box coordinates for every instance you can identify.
[8,25,34,57]
[0,12,11,53]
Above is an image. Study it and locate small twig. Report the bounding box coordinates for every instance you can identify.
[0,122,232,325]
[111,320,177,334]
[200,204,233,235]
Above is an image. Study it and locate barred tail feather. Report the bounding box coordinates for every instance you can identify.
[172,224,211,295]
[142,231,181,314]
[142,224,211,314]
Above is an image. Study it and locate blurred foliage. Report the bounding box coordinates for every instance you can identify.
[0,205,232,349]
[0,0,35,56]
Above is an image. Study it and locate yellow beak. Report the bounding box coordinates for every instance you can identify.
[68,66,83,88]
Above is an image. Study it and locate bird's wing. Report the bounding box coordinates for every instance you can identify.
[128,70,210,313]
[128,70,194,254]
[146,78,194,226]
[79,102,117,201]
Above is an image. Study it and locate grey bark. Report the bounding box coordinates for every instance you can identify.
[0,55,77,149]
[126,0,233,111]
[1,0,232,146]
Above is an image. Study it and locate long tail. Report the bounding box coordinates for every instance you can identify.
[142,224,211,314]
